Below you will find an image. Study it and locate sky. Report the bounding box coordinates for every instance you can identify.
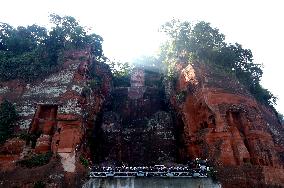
[1,0,283,114]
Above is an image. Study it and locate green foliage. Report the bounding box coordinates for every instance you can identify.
[79,155,89,167]
[81,86,91,97]
[0,50,55,81]
[0,14,104,81]
[108,61,132,77]
[160,19,225,63]
[17,152,52,168]
[17,132,31,141]
[278,113,284,124]
[79,56,88,61]
[176,90,187,104]
[88,60,98,79]
[158,42,177,79]
[86,61,103,90]
[0,100,18,144]
[249,83,277,106]
[48,14,103,58]
[189,21,226,60]
[160,19,276,107]
[113,75,131,87]
[0,23,48,54]
[88,77,102,90]
[108,61,132,87]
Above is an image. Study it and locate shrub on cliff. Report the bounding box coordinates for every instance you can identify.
[160,19,276,107]
[17,152,52,168]
[0,100,18,144]
[0,14,104,81]
[108,61,132,87]
[278,113,284,125]
[79,155,89,168]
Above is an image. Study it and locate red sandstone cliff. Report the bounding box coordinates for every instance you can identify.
[0,50,284,187]
[0,49,112,187]
[169,61,284,187]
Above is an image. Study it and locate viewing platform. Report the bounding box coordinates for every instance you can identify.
[89,160,211,178]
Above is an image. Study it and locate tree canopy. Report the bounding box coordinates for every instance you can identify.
[0,16,278,107]
[0,100,18,144]
[107,61,132,87]
[0,14,104,81]
[160,19,276,107]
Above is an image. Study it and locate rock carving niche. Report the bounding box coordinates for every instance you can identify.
[251,139,275,166]
[208,115,216,127]
[196,102,216,132]
[30,104,58,135]
[29,104,58,151]
[175,114,188,162]
[226,110,251,165]
[225,109,277,167]
[52,119,82,153]
[199,115,216,130]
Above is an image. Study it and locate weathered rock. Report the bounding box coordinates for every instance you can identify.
[34,134,51,154]
[51,119,83,153]
[170,61,284,187]
[0,49,112,187]
[0,138,26,155]
[94,69,176,165]
[1,49,283,187]
[0,138,26,171]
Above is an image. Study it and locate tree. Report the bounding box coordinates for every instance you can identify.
[0,23,47,55]
[278,113,284,125]
[107,61,132,87]
[0,100,18,144]
[160,19,225,62]
[0,14,105,81]
[49,14,83,49]
[0,22,14,51]
[188,21,226,61]
[160,19,277,107]
[48,14,104,55]
[160,19,192,62]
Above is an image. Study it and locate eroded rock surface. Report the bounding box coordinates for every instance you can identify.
[0,53,283,188]
[169,61,284,187]
[93,68,177,165]
[0,49,112,187]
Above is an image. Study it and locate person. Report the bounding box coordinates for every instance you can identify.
[200,164,206,170]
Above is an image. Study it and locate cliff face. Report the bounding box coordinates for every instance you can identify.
[170,61,284,187]
[0,49,112,187]
[94,68,176,165]
[0,50,283,187]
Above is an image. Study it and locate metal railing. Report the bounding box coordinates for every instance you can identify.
[89,165,209,178]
